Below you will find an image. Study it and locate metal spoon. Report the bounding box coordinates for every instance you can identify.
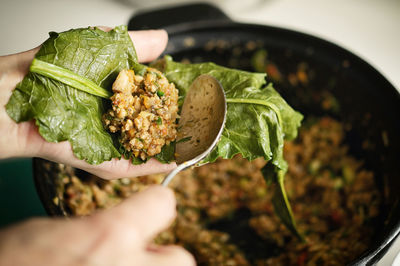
[161,74,227,186]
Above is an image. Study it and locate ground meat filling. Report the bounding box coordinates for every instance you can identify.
[103,68,179,160]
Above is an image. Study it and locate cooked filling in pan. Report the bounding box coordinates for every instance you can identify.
[63,116,380,265]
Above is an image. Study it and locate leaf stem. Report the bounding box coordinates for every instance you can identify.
[226,98,282,126]
[30,59,111,99]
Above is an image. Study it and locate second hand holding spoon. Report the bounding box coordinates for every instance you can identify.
[161,74,227,186]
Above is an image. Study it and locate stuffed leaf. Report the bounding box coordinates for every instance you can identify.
[6,26,139,164]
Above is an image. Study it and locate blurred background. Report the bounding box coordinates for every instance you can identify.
[1,0,399,90]
[0,0,399,264]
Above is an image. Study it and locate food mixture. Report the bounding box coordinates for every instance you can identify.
[103,68,179,160]
[63,116,381,265]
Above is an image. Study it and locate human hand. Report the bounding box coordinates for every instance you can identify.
[0,186,195,266]
[0,28,176,179]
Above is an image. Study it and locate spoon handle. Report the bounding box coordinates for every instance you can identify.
[161,162,189,186]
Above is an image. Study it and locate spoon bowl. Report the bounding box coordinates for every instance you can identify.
[161,74,227,186]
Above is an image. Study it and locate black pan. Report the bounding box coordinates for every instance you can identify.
[34,3,400,265]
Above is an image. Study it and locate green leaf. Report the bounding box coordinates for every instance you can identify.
[153,56,303,167]
[6,26,137,164]
[262,165,303,240]
[153,56,303,238]
[155,142,176,164]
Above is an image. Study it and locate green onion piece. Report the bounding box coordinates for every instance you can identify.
[157,90,165,97]
[156,117,162,125]
[30,58,111,99]
[176,136,192,144]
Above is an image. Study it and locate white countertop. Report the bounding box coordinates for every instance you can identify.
[1,0,399,264]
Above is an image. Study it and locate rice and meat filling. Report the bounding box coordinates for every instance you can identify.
[64,117,381,265]
[103,68,179,160]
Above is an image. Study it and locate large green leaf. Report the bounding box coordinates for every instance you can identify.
[6,26,137,164]
[155,56,302,168]
[154,56,303,237]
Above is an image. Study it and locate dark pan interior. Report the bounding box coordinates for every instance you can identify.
[32,11,400,266]
[156,22,400,263]
[154,21,400,265]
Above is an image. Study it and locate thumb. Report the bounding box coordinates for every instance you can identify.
[93,185,177,242]
[50,186,178,265]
